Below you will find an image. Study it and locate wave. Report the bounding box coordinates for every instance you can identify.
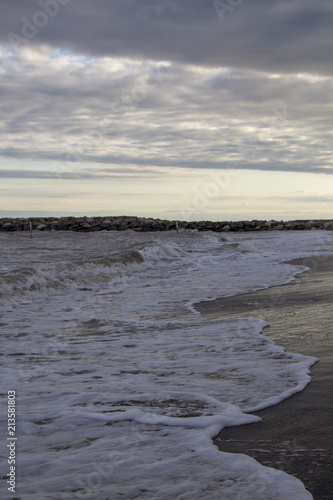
[0,234,205,306]
[0,249,145,304]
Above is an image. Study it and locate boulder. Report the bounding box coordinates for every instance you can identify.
[100,220,112,229]
[1,216,331,233]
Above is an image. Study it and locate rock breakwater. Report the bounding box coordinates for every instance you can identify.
[1,216,333,233]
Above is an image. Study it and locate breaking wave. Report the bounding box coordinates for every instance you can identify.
[0,249,146,304]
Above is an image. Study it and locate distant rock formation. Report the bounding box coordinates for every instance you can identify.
[1,216,332,233]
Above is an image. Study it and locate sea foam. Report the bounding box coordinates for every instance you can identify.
[1,229,332,499]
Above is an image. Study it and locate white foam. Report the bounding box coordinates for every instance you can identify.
[1,229,332,498]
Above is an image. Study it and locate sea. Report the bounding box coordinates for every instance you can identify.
[1,228,332,500]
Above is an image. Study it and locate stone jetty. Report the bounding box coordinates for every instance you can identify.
[0,216,333,233]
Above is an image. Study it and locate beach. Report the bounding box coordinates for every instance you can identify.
[196,254,333,500]
[1,229,332,499]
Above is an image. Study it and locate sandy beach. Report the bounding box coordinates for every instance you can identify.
[195,254,333,500]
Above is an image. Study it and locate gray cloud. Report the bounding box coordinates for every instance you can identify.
[0,165,167,180]
[1,0,333,76]
[1,57,333,175]
[0,0,332,179]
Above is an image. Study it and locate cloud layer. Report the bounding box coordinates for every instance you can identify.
[1,0,333,75]
[0,44,332,177]
[0,0,333,220]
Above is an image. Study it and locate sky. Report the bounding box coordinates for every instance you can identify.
[0,0,333,221]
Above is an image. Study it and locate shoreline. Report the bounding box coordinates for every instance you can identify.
[195,254,333,500]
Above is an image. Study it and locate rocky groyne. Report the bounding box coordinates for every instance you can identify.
[1,216,333,233]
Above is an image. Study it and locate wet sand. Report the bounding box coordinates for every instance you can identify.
[195,254,333,500]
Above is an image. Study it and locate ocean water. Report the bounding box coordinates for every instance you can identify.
[1,228,332,500]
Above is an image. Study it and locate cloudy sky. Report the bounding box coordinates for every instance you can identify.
[1,0,333,220]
